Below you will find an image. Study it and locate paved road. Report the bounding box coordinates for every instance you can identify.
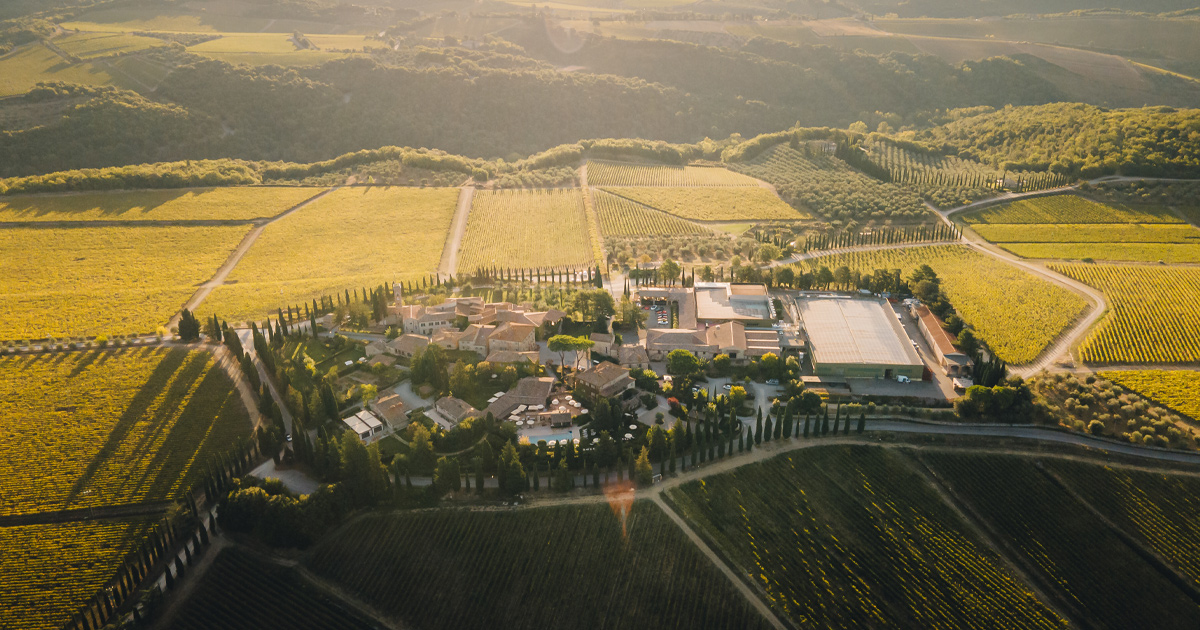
[441,186,474,275]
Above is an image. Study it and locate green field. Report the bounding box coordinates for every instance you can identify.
[963,195,1182,224]
[458,188,595,272]
[0,187,324,223]
[0,349,251,514]
[925,452,1200,630]
[594,188,708,236]
[1099,370,1200,420]
[1050,264,1200,364]
[54,32,167,59]
[667,446,1067,629]
[599,186,803,221]
[0,225,248,339]
[170,548,377,630]
[587,160,761,186]
[201,186,457,322]
[0,518,155,630]
[803,245,1087,364]
[307,502,771,630]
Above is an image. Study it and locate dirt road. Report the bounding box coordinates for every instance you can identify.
[440,186,474,275]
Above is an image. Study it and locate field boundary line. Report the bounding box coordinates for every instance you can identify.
[0,500,173,527]
[278,555,409,630]
[440,185,473,275]
[592,186,716,236]
[579,164,607,269]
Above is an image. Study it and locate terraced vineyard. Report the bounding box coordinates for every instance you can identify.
[202,186,457,322]
[963,195,1183,224]
[802,246,1087,364]
[594,189,709,236]
[171,548,377,630]
[0,349,250,514]
[667,446,1067,629]
[0,518,155,630]
[732,143,928,220]
[0,187,324,223]
[458,189,595,271]
[0,225,248,339]
[599,186,803,221]
[587,160,760,186]
[307,502,771,630]
[1050,264,1200,364]
[1099,370,1200,420]
[925,453,1200,630]
[1047,460,1200,588]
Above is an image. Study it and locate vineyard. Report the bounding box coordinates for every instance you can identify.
[1099,370,1200,420]
[202,186,458,322]
[801,246,1087,364]
[798,222,961,252]
[0,225,248,339]
[170,548,377,630]
[0,187,325,223]
[587,160,760,186]
[1001,243,1200,263]
[0,349,250,514]
[962,195,1183,225]
[52,32,168,59]
[924,453,1200,630]
[0,518,155,630]
[306,503,772,630]
[1049,264,1200,364]
[666,446,1067,629]
[458,189,595,271]
[598,187,804,221]
[594,189,710,236]
[971,224,1200,244]
[1047,459,1200,588]
[731,143,929,221]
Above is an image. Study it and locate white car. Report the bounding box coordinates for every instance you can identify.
[896,375,911,383]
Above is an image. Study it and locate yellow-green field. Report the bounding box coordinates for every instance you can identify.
[963,195,1182,224]
[802,246,1087,364]
[587,160,761,187]
[0,518,155,630]
[1051,264,1200,364]
[458,189,594,272]
[1100,371,1200,420]
[60,8,356,34]
[54,32,167,59]
[599,187,804,221]
[0,225,247,339]
[594,189,707,236]
[201,187,457,321]
[1001,243,1200,264]
[185,33,377,65]
[0,187,324,223]
[972,223,1200,243]
[0,349,250,514]
[0,43,124,97]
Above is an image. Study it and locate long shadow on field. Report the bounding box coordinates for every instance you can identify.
[65,349,187,506]
[0,190,186,220]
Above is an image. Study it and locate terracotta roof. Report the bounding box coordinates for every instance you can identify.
[706,321,747,351]
[489,322,535,343]
[485,350,539,364]
[589,332,615,344]
[916,305,963,357]
[388,334,430,354]
[576,361,632,390]
[436,396,477,421]
[372,393,407,425]
[619,345,650,365]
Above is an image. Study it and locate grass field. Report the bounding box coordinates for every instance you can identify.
[587,160,761,186]
[201,187,457,322]
[171,548,377,630]
[599,187,803,221]
[925,452,1200,630]
[803,245,1086,364]
[1099,370,1200,420]
[0,518,155,630]
[185,33,376,65]
[0,187,324,223]
[1001,243,1200,263]
[594,189,708,236]
[60,8,353,34]
[667,446,1066,629]
[0,349,251,515]
[306,503,772,630]
[0,225,248,339]
[53,32,167,59]
[0,43,125,97]
[963,195,1183,224]
[1050,264,1200,364]
[457,189,594,272]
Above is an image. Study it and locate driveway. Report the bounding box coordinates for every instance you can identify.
[393,380,433,411]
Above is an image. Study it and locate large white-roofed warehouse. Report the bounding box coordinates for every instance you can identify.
[796,297,925,380]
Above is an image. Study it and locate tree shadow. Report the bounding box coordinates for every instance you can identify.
[0,189,194,220]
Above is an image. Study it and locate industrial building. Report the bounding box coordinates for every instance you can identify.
[797,297,924,380]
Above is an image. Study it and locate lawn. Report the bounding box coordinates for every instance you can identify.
[0,518,155,630]
[201,186,458,322]
[802,245,1087,365]
[306,502,772,630]
[599,187,804,221]
[0,225,248,339]
[457,188,594,272]
[0,348,251,515]
[0,187,325,223]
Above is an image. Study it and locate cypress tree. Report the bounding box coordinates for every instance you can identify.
[832,413,840,435]
[844,410,852,435]
[821,408,830,435]
[774,408,784,440]
[738,432,745,453]
[783,405,794,438]
[764,414,773,442]
[754,409,763,445]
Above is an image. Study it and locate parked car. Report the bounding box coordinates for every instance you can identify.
[766,379,779,385]
[897,375,911,383]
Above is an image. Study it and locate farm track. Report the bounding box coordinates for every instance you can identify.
[439,185,474,275]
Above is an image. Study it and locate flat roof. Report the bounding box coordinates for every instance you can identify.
[343,410,383,435]
[695,285,770,322]
[798,298,922,367]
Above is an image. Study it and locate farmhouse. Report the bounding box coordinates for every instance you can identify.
[370,393,408,429]
[433,396,477,425]
[486,376,555,418]
[388,334,430,358]
[573,361,635,400]
[914,305,974,377]
[342,410,386,443]
[797,297,924,380]
[487,322,538,353]
[589,332,615,356]
[364,340,389,358]
[645,321,780,362]
[485,350,540,364]
[619,345,650,369]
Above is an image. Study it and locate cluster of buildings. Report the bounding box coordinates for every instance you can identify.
[633,283,784,365]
